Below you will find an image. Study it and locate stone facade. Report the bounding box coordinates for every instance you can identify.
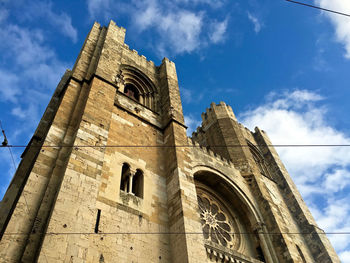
[0,21,340,263]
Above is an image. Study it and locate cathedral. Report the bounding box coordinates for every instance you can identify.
[0,21,340,262]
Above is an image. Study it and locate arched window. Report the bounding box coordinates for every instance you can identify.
[124,83,140,101]
[247,140,272,180]
[119,65,158,111]
[133,169,144,198]
[120,163,130,192]
[120,164,143,199]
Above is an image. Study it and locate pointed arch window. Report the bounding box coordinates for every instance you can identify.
[247,140,272,180]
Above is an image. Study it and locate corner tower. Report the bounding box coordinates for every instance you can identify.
[0,21,340,263]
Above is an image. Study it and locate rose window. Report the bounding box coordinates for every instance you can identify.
[197,193,238,248]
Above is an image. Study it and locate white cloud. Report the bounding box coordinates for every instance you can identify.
[323,169,350,192]
[340,250,350,263]
[87,0,109,17]
[87,0,229,56]
[159,11,203,54]
[0,70,20,103]
[0,24,67,92]
[316,0,350,58]
[247,12,262,33]
[184,115,201,136]
[135,3,203,55]
[240,90,350,191]
[134,0,159,31]
[209,18,228,44]
[287,89,323,102]
[239,89,350,257]
[173,0,225,8]
[181,88,194,104]
[0,25,54,65]
[0,17,69,202]
[311,199,350,253]
[0,21,68,129]
[20,1,78,43]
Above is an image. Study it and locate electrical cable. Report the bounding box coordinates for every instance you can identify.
[2,144,350,148]
[2,231,350,236]
[0,121,17,171]
[0,120,49,263]
[285,0,350,17]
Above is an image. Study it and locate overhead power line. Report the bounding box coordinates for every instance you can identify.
[2,144,350,149]
[0,121,17,171]
[285,0,350,17]
[3,231,350,236]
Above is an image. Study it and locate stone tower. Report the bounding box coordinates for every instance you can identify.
[0,21,339,263]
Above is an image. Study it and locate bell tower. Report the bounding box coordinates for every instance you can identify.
[0,20,205,262]
[0,21,340,263]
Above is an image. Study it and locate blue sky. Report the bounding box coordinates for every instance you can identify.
[1,0,350,261]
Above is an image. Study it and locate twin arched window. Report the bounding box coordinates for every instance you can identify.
[120,163,143,198]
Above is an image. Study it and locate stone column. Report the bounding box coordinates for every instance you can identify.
[254,222,276,263]
[128,168,136,194]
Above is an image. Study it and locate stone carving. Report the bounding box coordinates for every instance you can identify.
[198,193,236,248]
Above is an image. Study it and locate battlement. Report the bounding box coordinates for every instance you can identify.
[108,20,175,71]
[200,101,236,129]
[191,101,237,142]
[187,138,233,167]
[122,43,157,68]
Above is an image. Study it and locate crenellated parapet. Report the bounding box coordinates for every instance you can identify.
[201,102,236,130]
[187,137,233,167]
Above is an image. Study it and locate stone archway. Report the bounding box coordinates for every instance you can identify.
[194,168,275,263]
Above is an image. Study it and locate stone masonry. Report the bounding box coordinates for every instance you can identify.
[0,21,340,263]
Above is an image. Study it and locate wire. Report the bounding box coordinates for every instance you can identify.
[285,0,350,17]
[2,231,350,236]
[2,144,350,149]
[0,121,17,171]
[0,120,49,262]
[8,147,17,171]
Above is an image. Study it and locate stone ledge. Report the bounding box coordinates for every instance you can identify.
[204,241,263,263]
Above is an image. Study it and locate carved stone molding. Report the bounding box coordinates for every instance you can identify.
[204,242,263,263]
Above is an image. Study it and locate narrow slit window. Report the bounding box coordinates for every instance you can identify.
[296,245,307,263]
[256,245,266,262]
[95,209,101,233]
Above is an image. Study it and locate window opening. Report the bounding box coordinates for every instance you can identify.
[132,169,144,198]
[248,141,272,179]
[95,209,101,233]
[296,245,307,263]
[256,245,266,262]
[120,163,130,192]
[124,84,140,101]
[120,164,143,199]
